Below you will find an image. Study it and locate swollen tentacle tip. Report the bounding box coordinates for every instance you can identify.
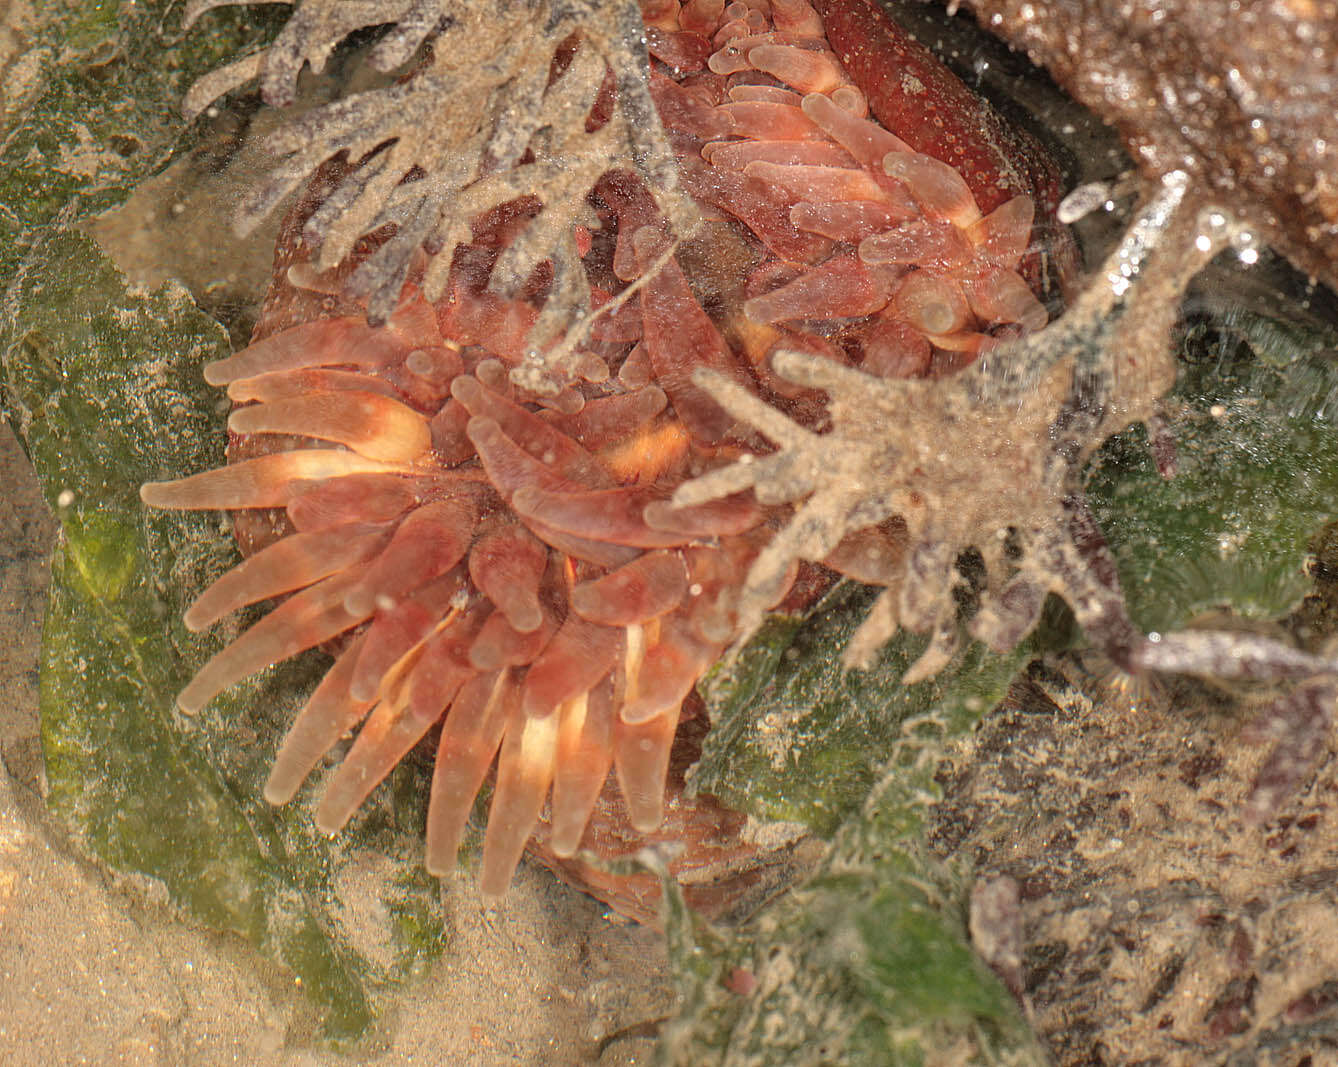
[619,701,670,728]
[547,832,584,860]
[509,485,543,517]
[343,589,376,619]
[575,351,611,383]
[139,480,181,508]
[175,692,203,717]
[478,881,508,903]
[347,675,383,705]
[202,359,231,387]
[628,806,665,836]
[262,775,297,807]
[175,662,237,717]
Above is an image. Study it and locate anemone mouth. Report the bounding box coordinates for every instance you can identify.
[143,0,1069,910]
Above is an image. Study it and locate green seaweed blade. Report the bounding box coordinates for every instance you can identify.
[0,0,444,1041]
[693,582,1032,838]
[673,583,1040,1063]
[9,228,385,1040]
[1087,304,1338,634]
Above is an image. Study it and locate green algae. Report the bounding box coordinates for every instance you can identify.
[1087,302,1338,634]
[693,582,1034,838]
[668,583,1041,1064]
[0,1,442,1042]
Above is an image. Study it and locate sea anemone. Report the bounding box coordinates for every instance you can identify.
[141,0,1065,905]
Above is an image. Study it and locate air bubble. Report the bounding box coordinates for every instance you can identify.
[1057,182,1111,223]
[1230,226,1260,265]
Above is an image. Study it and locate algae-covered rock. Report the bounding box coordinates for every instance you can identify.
[4,227,425,1041]
[671,583,1042,1063]
[0,2,444,1041]
[0,0,273,276]
[1087,283,1338,634]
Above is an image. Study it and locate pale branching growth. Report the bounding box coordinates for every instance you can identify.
[677,348,1075,683]
[675,171,1338,699]
[183,0,697,387]
[182,0,426,114]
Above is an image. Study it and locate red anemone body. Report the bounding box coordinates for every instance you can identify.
[142,0,1068,922]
